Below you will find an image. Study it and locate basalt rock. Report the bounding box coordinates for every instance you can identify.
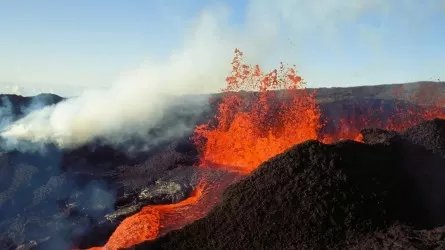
[349,224,445,249]
[136,140,403,249]
[402,118,445,157]
[105,204,143,223]
[136,120,445,250]
[0,137,200,250]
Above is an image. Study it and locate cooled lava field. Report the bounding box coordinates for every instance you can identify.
[2,78,445,250]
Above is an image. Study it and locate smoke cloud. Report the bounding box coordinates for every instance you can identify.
[0,0,428,150]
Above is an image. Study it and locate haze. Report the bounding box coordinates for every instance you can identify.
[0,0,444,96]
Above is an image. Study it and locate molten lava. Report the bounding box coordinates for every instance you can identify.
[85,170,240,250]
[387,84,445,131]
[87,49,445,250]
[193,49,323,174]
[87,181,207,250]
[194,50,445,172]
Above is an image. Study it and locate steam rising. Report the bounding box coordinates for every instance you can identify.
[0,0,427,149]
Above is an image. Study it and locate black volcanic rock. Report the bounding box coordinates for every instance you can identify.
[137,140,404,249]
[114,139,199,192]
[363,131,445,228]
[349,224,445,249]
[0,153,12,192]
[361,118,445,157]
[136,120,445,250]
[0,164,39,212]
[361,128,400,145]
[402,118,445,157]
[137,171,197,205]
[105,204,144,222]
[0,93,63,122]
[361,118,445,158]
[31,173,71,206]
[0,134,201,249]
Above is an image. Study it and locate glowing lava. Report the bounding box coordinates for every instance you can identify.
[87,181,207,250]
[193,49,323,174]
[387,84,445,131]
[193,50,445,174]
[85,170,240,250]
[86,49,445,250]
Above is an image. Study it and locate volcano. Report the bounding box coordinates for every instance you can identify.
[1,50,445,250]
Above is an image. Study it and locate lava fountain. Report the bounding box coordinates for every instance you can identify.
[193,49,323,174]
[85,49,323,250]
[85,49,445,250]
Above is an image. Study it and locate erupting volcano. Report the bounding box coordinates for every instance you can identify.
[87,49,324,249]
[1,52,445,250]
[193,49,323,174]
[81,49,445,250]
[193,49,445,173]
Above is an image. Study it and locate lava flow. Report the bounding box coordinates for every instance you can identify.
[85,49,445,250]
[87,181,209,250]
[85,169,240,250]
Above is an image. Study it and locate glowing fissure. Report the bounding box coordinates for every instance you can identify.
[87,49,445,250]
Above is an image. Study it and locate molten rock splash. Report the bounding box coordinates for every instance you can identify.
[193,49,322,174]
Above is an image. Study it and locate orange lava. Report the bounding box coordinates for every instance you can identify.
[87,207,160,250]
[87,181,207,250]
[85,49,445,250]
[193,49,323,174]
[194,50,445,174]
[387,84,445,131]
[85,171,239,250]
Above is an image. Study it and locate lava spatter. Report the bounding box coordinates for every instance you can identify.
[193,49,323,174]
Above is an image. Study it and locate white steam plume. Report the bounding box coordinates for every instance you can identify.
[0,0,425,149]
[1,6,240,149]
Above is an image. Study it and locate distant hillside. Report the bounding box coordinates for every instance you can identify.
[313,81,445,103]
[0,81,443,122]
[187,81,445,103]
[0,93,63,118]
[2,81,444,104]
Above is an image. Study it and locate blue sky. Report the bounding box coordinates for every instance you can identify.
[0,0,444,95]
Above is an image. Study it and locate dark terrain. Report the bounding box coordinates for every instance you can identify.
[0,81,445,250]
[135,119,445,250]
